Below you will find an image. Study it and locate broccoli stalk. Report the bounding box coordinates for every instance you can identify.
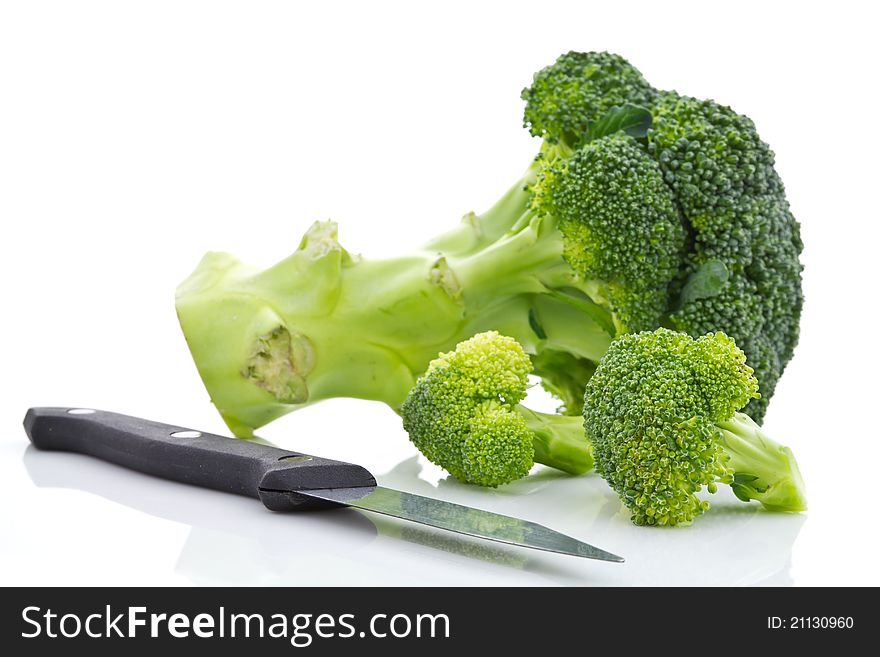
[399,331,593,487]
[584,328,807,526]
[177,188,614,437]
[717,413,807,512]
[517,405,592,476]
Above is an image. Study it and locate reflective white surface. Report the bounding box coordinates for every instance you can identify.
[4,373,823,587]
[2,0,879,586]
[10,436,806,586]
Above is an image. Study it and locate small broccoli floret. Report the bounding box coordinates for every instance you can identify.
[522,51,658,146]
[535,133,685,333]
[584,328,806,526]
[401,332,593,487]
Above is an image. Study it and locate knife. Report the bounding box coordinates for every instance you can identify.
[23,407,623,563]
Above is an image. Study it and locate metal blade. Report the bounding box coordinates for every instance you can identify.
[300,485,624,563]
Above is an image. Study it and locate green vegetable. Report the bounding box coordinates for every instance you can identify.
[648,93,804,420]
[400,331,592,487]
[177,50,802,437]
[584,328,807,526]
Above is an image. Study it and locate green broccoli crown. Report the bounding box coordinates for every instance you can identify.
[647,94,804,420]
[400,331,536,487]
[522,51,657,146]
[586,329,751,525]
[585,328,805,526]
[400,331,594,486]
[535,133,685,333]
[648,93,781,213]
[520,62,803,422]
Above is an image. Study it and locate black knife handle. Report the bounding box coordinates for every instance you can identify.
[23,407,376,511]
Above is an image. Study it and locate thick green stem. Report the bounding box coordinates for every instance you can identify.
[176,171,612,437]
[717,412,807,512]
[517,405,593,475]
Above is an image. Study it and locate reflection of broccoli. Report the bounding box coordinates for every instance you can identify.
[177,51,802,438]
[398,523,526,568]
[585,329,807,526]
[371,486,528,567]
[401,332,592,487]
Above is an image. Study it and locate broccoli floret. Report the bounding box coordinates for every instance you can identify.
[648,93,782,213]
[522,50,658,147]
[400,332,592,487]
[584,328,807,526]
[647,94,804,420]
[534,133,685,333]
[177,50,803,436]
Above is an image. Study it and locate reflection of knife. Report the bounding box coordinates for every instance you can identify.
[23,407,623,563]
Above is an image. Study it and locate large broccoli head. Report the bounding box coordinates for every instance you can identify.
[177,51,803,439]
[523,53,804,422]
[584,328,806,526]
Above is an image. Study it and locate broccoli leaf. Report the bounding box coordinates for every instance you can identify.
[678,259,729,306]
[587,104,653,142]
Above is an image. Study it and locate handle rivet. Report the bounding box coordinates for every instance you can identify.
[67,408,96,415]
[170,430,202,438]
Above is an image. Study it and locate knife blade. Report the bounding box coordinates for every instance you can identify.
[23,407,623,563]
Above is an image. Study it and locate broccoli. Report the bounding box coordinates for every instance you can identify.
[648,93,804,420]
[584,328,807,526]
[176,51,802,437]
[400,331,592,487]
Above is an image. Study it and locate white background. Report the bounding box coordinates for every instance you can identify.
[2,0,878,586]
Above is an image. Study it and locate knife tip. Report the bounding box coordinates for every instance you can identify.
[579,545,625,563]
